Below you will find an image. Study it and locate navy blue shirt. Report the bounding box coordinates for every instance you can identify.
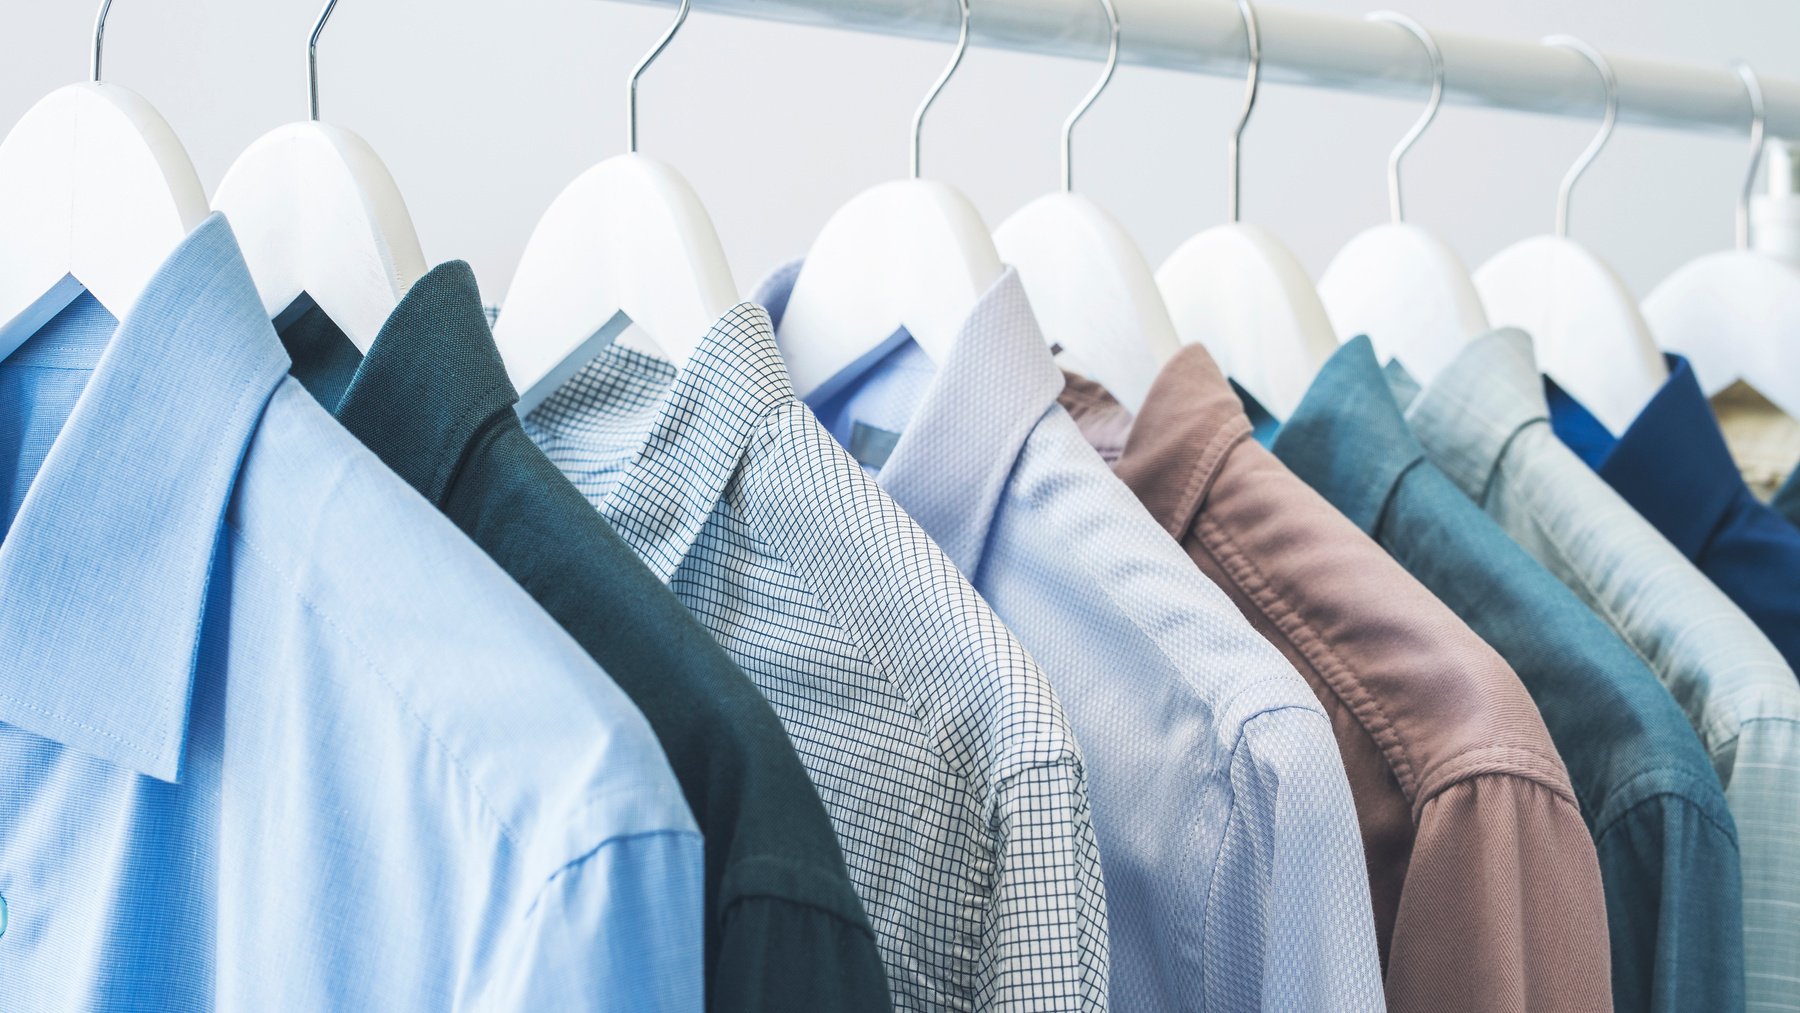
[1548,356,1800,672]
[1273,337,1745,1013]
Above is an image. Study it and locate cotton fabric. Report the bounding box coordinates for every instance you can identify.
[763,263,1386,1012]
[1711,379,1800,500]
[524,303,1111,1011]
[1060,342,1610,1013]
[0,215,704,1010]
[1401,328,1799,1013]
[280,262,890,1013]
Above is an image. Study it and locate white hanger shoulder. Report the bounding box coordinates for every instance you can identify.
[1475,234,1667,433]
[212,121,426,353]
[994,192,1178,413]
[494,152,737,415]
[776,178,1004,400]
[0,82,207,355]
[1317,222,1488,386]
[1156,222,1338,419]
[1644,249,1800,420]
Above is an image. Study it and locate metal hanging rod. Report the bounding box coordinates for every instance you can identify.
[601,0,1800,139]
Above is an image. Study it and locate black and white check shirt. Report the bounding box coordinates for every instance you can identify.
[524,305,1111,1011]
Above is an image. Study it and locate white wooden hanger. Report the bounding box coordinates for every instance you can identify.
[774,0,1005,401]
[495,0,737,416]
[1155,0,1338,421]
[1643,63,1800,421]
[212,0,425,354]
[1317,12,1487,387]
[1474,36,1666,435]
[992,0,1177,414]
[0,0,208,358]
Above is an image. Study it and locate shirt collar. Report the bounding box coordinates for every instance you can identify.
[301,261,518,503]
[1553,354,1743,558]
[1400,328,1546,504]
[1102,342,1253,538]
[0,214,288,782]
[1270,335,1426,535]
[758,262,1064,576]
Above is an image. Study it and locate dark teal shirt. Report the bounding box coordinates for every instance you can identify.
[1271,337,1745,1013]
[279,264,891,1013]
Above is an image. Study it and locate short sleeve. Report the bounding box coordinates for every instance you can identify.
[1206,707,1386,1011]
[1388,773,1611,1012]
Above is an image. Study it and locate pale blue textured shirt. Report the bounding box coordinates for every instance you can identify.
[760,262,1386,1012]
[0,215,704,1010]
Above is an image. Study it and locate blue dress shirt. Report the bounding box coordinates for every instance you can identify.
[1545,355,1800,671]
[761,262,1386,1012]
[0,216,704,1009]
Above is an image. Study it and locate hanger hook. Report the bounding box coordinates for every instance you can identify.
[1735,60,1766,251]
[91,0,113,83]
[628,0,693,154]
[1543,35,1616,238]
[1365,12,1442,225]
[912,0,972,180]
[308,0,338,121]
[1062,0,1121,193]
[1228,0,1261,224]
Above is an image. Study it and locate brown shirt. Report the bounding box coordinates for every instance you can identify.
[1060,347,1611,1013]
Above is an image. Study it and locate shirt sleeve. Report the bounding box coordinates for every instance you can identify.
[1595,788,1744,1012]
[983,762,1111,1012]
[1728,717,1800,1012]
[1386,772,1612,1012]
[480,829,706,1011]
[1206,707,1387,1011]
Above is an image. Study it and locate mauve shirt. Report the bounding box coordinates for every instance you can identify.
[1060,344,1612,1013]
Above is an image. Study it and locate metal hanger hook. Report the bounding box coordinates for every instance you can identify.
[1228,0,1262,224]
[91,0,113,83]
[308,0,338,121]
[1543,35,1617,238]
[1365,12,1442,225]
[628,0,693,154]
[1735,60,1766,251]
[1061,0,1120,193]
[912,0,972,179]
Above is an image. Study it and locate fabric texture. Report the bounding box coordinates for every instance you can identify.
[523,303,1111,1011]
[280,262,890,1013]
[1544,356,1800,673]
[1273,336,1744,1013]
[1711,379,1800,501]
[0,216,704,1010]
[763,263,1386,1012]
[1400,328,1798,1013]
[1060,343,1610,1013]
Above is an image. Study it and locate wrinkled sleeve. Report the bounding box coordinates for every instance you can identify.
[1206,707,1386,1011]
[714,883,894,1012]
[1595,789,1743,1012]
[484,829,706,1011]
[983,762,1112,1012]
[1388,773,1611,1012]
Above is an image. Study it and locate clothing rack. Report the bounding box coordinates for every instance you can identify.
[606,0,1800,140]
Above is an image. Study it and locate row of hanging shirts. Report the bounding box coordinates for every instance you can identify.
[0,0,1790,502]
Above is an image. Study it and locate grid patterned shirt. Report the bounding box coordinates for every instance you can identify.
[1401,328,1799,1012]
[524,304,1111,1011]
[759,263,1384,1011]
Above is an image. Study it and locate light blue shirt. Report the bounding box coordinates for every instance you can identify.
[762,263,1386,1012]
[0,215,704,1010]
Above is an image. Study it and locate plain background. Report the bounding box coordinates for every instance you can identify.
[7,0,1799,304]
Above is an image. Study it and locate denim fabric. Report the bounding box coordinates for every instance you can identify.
[1274,337,1743,1012]
[764,262,1386,1012]
[0,216,703,1009]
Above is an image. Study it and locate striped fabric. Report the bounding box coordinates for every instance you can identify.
[1403,328,1800,1013]
[523,305,1111,1011]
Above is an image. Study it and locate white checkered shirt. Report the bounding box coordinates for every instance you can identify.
[523,306,1111,1011]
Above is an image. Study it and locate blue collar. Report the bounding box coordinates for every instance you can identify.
[759,262,1063,576]
[1547,354,1743,559]
[0,214,288,781]
[1271,335,1426,535]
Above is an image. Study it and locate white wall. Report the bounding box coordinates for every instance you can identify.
[7,0,1798,304]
